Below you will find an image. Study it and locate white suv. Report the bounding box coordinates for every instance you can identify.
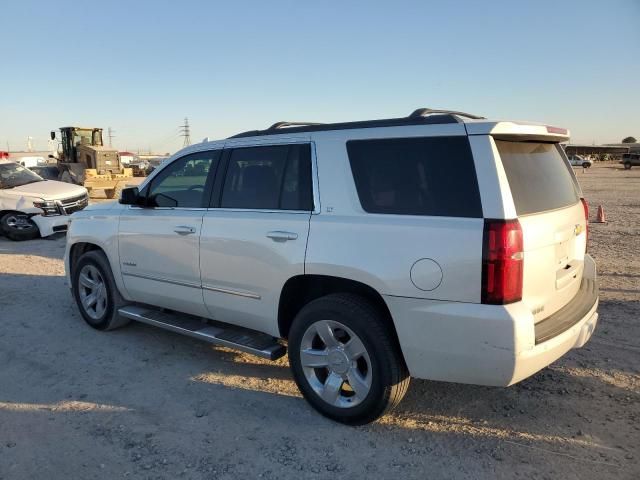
[1,161,88,240]
[65,108,599,424]
[568,155,593,168]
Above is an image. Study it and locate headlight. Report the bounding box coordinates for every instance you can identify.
[33,200,60,216]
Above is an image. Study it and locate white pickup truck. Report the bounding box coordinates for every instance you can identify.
[0,161,88,240]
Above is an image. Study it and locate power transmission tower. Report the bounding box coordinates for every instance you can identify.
[179,117,191,147]
[107,127,115,147]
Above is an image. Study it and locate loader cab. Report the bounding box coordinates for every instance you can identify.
[53,127,104,163]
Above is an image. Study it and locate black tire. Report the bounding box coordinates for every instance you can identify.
[582,163,590,169]
[72,250,130,331]
[288,293,410,425]
[0,212,40,241]
[624,162,632,170]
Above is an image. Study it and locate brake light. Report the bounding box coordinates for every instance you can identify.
[581,198,589,252]
[482,219,523,305]
[546,125,568,135]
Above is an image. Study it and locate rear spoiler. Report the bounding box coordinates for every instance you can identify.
[465,121,570,143]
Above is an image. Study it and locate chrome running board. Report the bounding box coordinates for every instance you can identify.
[118,305,286,360]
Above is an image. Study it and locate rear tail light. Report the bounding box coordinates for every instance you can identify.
[581,198,589,252]
[482,219,523,305]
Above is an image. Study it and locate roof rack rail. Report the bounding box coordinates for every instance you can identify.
[228,107,485,139]
[268,121,325,130]
[409,108,485,120]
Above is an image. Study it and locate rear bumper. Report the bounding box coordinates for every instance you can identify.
[385,254,598,387]
[31,214,69,237]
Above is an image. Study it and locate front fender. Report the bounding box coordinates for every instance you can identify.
[65,210,129,300]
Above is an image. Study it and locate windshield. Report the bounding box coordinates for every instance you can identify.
[0,163,44,189]
[73,129,95,147]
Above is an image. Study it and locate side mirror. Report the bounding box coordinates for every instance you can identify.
[119,187,140,205]
[50,131,56,140]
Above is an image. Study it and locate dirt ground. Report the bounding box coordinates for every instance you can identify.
[0,163,638,479]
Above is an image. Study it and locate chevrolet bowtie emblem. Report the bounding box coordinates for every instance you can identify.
[574,224,584,236]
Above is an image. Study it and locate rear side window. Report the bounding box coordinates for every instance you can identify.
[496,141,579,216]
[347,136,482,217]
[220,143,313,210]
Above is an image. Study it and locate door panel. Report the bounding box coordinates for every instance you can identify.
[117,149,220,317]
[200,211,310,335]
[119,209,208,317]
[200,142,314,336]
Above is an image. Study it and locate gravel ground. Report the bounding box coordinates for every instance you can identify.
[0,163,638,479]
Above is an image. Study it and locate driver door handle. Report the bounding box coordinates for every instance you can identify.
[266,231,298,241]
[174,226,196,235]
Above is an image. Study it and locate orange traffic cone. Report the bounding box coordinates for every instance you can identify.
[595,205,606,223]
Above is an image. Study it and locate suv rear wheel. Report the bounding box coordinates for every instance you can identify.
[624,162,632,170]
[288,293,409,425]
[72,250,130,331]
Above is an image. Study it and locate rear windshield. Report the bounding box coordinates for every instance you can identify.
[496,141,579,216]
[347,136,482,218]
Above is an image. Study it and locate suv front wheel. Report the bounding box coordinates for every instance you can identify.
[288,293,410,425]
[72,250,130,331]
[0,212,40,241]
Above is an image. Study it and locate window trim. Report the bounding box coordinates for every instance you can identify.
[208,141,318,214]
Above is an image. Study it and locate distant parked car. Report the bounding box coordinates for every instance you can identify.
[621,153,640,170]
[0,161,88,240]
[568,155,592,168]
[18,156,46,168]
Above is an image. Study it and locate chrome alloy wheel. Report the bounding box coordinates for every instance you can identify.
[78,264,108,320]
[299,320,372,408]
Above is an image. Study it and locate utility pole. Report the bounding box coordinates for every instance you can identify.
[108,127,115,147]
[179,117,191,147]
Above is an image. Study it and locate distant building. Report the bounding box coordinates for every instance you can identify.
[604,143,640,154]
[119,151,136,165]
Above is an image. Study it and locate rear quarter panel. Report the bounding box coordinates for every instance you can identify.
[306,129,483,302]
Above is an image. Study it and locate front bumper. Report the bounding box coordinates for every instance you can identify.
[31,214,70,237]
[385,254,598,387]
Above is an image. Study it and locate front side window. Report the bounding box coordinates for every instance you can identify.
[219,144,313,210]
[146,151,219,208]
[347,136,482,217]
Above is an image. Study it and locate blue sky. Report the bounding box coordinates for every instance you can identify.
[1,0,638,153]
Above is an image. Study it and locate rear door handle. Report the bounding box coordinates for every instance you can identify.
[174,226,196,235]
[266,231,298,241]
